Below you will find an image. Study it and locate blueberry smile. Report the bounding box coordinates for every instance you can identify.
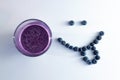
[57,31,104,65]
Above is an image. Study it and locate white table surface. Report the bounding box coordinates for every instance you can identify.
[0,0,120,80]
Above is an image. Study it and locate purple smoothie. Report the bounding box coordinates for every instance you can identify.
[14,19,52,57]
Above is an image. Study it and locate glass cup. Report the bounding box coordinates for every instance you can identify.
[13,19,52,57]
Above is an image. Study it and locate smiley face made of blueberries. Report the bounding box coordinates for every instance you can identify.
[57,20,105,65]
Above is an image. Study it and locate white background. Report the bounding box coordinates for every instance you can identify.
[0,0,120,80]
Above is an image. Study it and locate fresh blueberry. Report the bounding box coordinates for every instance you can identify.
[68,20,74,26]
[81,20,87,25]
[99,31,104,36]
[86,60,92,65]
[82,46,87,51]
[69,46,73,49]
[80,51,86,56]
[91,46,96,50]
[93,39,98,44]
[57,38,62,42]
[86,45,91,49]
[65,43,70,48]
[92,59,97,64]
[96,36,102,40]
[95,55,100,60]
[61,41,66,45]
[93,50,99,55]
[73,46,78,51]
[78,48,82,52]
[83,56,88,61]
[90,42,94,46]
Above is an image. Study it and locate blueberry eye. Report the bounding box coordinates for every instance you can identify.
[68,20,74,26]
[80,20,87,25]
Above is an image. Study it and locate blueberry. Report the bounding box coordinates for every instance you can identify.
[68,20,74,26]
[91,46,96,50]
[82,46,87,51]
[86,45,91,49]
[83,56,88,61]
[80,51,86,56]
[90,42,94,46]
[78,48,82,52]
[61,41,66,45]
[96,36,102,40]
[73,46,78,51]
[57,38,62,42]
[99,31,104,36]
[93,50,99,55]
[65,43,70,48]
[93,39,98,44]
[69,46,73,49]
[95,55,100,60]
[92,59,97,64]
[86,60,92,65]
[81,20,87,25]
